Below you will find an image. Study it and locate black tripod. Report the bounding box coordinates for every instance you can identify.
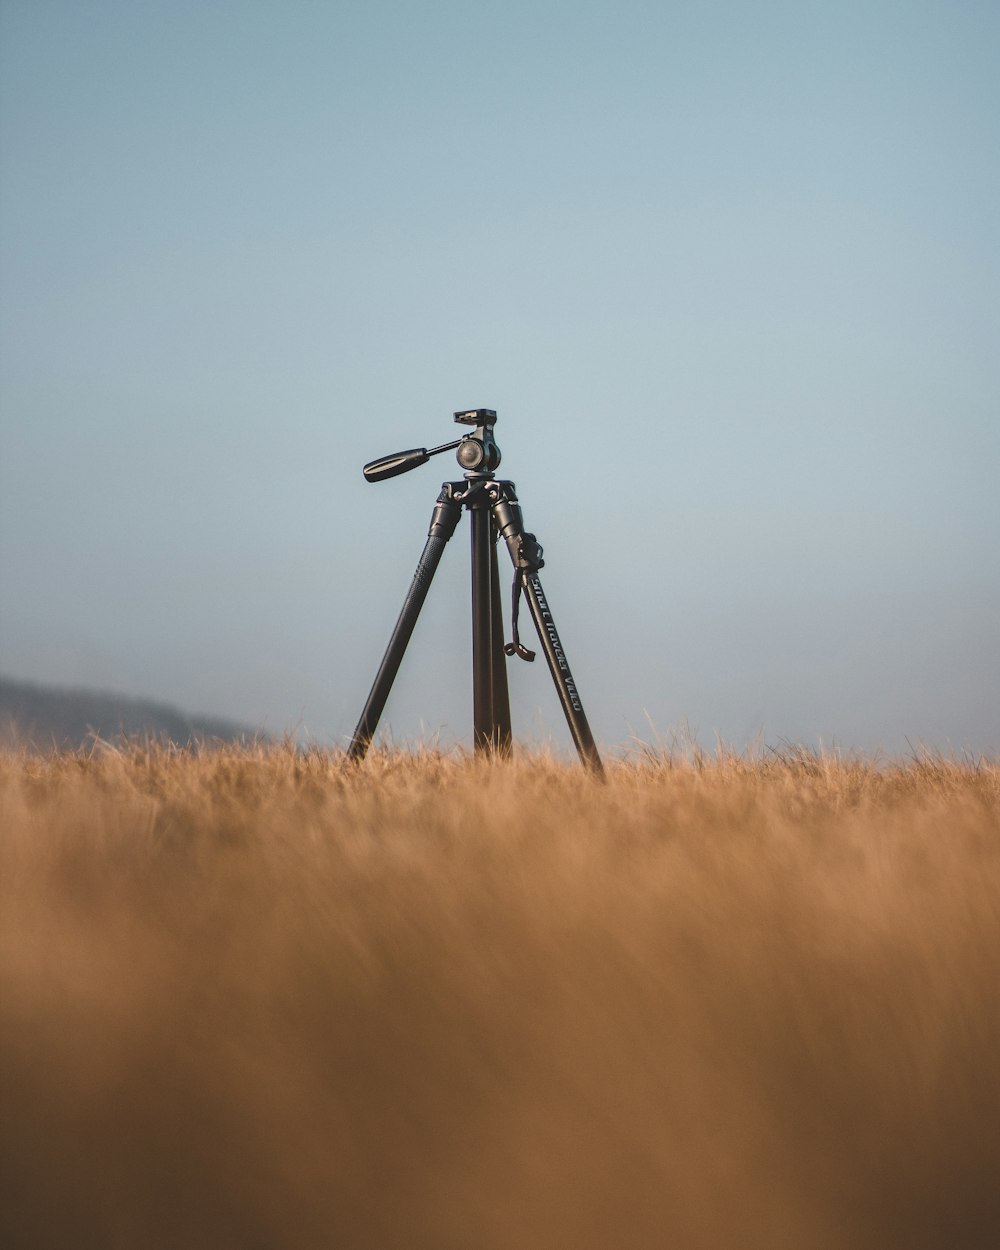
[348,409,604,774]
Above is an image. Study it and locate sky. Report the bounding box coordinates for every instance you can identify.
[1,0,997,758]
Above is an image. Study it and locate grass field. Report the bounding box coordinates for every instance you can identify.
[2,743,999,1249]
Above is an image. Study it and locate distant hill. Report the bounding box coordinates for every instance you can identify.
[0,676,264,750]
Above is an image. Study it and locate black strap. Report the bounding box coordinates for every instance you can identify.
[503,533,544,662]
[504,573,535,661]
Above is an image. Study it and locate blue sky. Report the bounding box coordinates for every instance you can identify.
[1,0,997,755]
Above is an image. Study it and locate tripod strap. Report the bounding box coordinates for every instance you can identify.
[504,575,535,662]
[503,533,544,662]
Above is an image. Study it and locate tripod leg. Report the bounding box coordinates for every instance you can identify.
[471,505,495,754]
[491,485,604,776]
[348,490,461,761]
[519,571,604,775]
[490,527,513,755]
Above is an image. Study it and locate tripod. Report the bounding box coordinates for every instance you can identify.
[347,409,604,774]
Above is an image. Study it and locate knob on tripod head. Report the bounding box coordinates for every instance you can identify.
[362,409,501,482]
[452,408,500,475]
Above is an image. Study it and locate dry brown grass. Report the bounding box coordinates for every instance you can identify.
[2,742,999,1249]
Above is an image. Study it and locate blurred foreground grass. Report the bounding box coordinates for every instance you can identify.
[2,744,999,1249]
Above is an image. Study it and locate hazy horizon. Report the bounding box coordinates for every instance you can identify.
[2,1,997,757]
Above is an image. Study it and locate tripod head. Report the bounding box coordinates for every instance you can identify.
[363,408,501,483]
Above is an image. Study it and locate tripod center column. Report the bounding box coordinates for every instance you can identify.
[469,492,496,754]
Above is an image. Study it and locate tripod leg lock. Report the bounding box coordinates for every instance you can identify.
[428,486,463,540]
[503,533,544,662]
